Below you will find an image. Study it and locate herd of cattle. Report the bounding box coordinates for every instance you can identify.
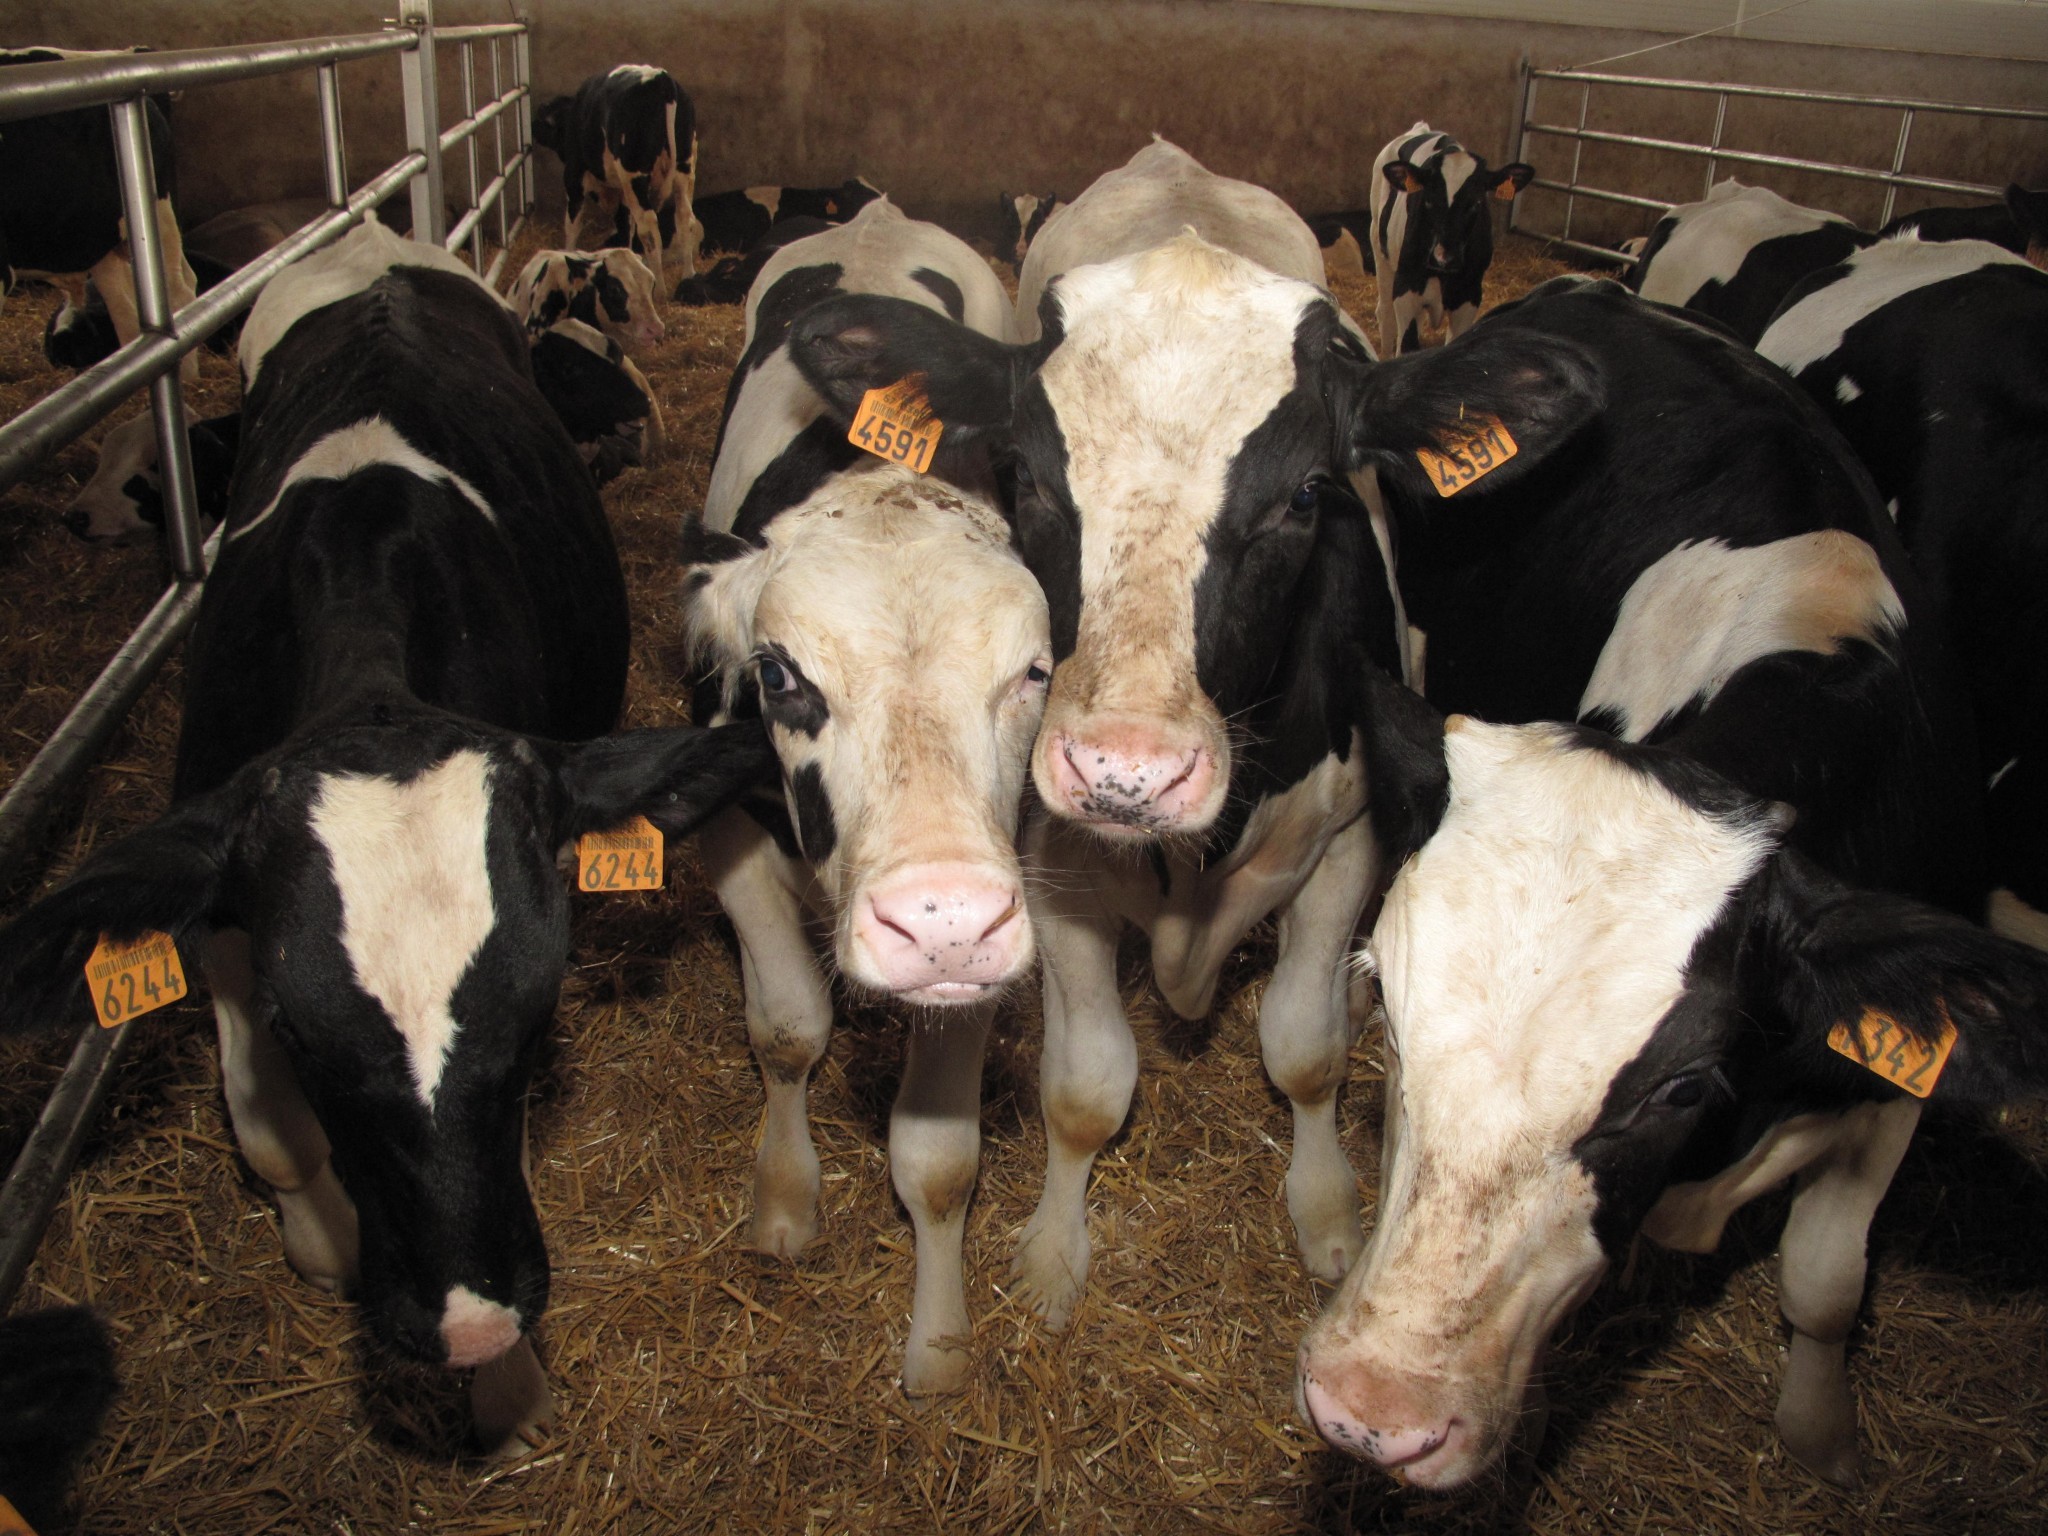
[4,48,2048,1519]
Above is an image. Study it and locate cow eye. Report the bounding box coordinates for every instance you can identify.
[1289,480,1322,517]
[1648,1072,1706,1110]
[1024,660,1051,688]
[757,657,797,695]
[1010,457,1037,494]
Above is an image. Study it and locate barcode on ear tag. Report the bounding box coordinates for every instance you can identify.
[1827,1004,1956,1098]
[577,815,664,892]
[1416,415,1518,496]
[0,1493,37,1536]
[849,375,942,474]
[85,930,188,1031]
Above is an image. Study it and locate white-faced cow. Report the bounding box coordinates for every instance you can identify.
[507,246,666,355]
[1627,179,1871,344]
[785,138,1410,1332]
[0,48,200,384]
[0,219,770,1449]
[62,409,239,544]
[1877,183,2048,267]
[1760,234,2048,951]
[1292,278,2042,1490]
[1368,122,1533,356]
[533,65,703,284]
[683,199,1042,1394]
[695,178,883,255]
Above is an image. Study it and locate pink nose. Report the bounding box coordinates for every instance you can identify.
[852,864,1029,999]
[1041,729,1217,830]
[1299,1374,1452,1470]
[441,1286,522,1369]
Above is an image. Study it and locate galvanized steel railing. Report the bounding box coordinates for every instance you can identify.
[1508,63,2048,265]
[0,3,534,1313]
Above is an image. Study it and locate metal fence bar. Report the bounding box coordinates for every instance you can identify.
[515,24,534,208]
[400,0,444,246]
[1523,121,2001,200]
[316,63,350,208]
[1524,67,2048,124]
[1882,110,1917,227]
[0,33,411,122]
[489,41,508,257]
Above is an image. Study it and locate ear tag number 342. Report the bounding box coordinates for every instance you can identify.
[577,815,664,892]
[85,930,188,1030]
[1416,414,1518,497]
[1827,1004,1956,1098]
[849,376,942,474]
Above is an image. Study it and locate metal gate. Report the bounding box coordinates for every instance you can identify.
[0,2,535,1312]
[1508,62,2048,265]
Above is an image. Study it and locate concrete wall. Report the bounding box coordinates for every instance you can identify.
[16,0,2048,248]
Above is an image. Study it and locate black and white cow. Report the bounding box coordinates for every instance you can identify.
[671,215,831,307]
[683,199,1041,1394]
[507,247,666,467]
[1877,183,2048,267]
[1307,209,1373,284]
[1627,179,1872,344]
[995,191,1066,270]
[785,138,1409,1332]
[0,219,770,1448]
[533,65,702,285]
[1368,121,1533,356]
[0,48,200,384]
[62,409,239,544]
[694,178,883,255]
[507,246,666,354]
[1290,278,2038,1489]
[1760,234,2048,951]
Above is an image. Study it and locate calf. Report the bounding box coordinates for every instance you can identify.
[533,65,702,284]
[1628,179,1871,343]
[507,247,665,355]
[695,177,882,254]
[0,47,200,383]
[671,215,830,307]
[1291,278,2031,1489]
[63,409,239,543]
[788,138,1409,1330]
[684,200,1040,1394]
[1368,122,1532,355]
[1759,234,2048,949]
[528,316,659,482]
[995,190,1066,270]
[0,219,768,1448]
[1877,183,2048,267]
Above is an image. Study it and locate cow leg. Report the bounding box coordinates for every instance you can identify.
[891,1003,992,1395]
[1011,890,1131,1330]
[1261,815,1375,1281]
[471,1334,554,1454]
[701,807,833,1257]
[619,355,666,461]
[1389,290,1426,357]
[206,929,359,1290]
[1772,1095,1920,1487]
[1445,300,1481,340]
[604,150,663,290]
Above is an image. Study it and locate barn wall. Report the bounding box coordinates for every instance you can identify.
[18,0,2048,246]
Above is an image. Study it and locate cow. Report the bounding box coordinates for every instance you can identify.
[0,48,200,383]
[62,409,240,543]
[0,1306,117,1533]
[1759,234,2048,952]
[533,65,703,285]
[1626,179,1872,344]
[1368,122,1533,355]
[528,316,659,483]
[682,199,1041,1395]
[995,191,1066,270]
[506,247,665,355]
[1288,277,2037,1490]
[1307,209,1373,283]
[0,218,772,1450]
[781,137,1410,1333]
[1877,183,2048,267]
[671,215,831,307]
[694,177,883,255]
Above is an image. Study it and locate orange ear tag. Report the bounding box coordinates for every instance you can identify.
[576,815,665,892]
[85,930,188,1030]
[1416,415,1519,497]
[849,375,942,474]
[0,1493,37,1536]
[1827,1004,1957,1098]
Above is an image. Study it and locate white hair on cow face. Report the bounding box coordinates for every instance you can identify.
[1300,716,1782,1488]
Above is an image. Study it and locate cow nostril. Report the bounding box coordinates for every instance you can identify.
[978,895,1022,944]
[870,900,918,947]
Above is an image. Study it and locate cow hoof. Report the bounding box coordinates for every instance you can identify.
[1287,1172,1364,1283]
[278,1166,360,1292]
[471,1336,554,1456]
[1009,1218,1088,1332]
[1777,1335,1861,1488]
[751,1205,818,1259]
[901,1334,973,1397]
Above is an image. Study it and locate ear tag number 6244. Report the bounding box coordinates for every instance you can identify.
[85,930,188,1030]
[577,816,665,892]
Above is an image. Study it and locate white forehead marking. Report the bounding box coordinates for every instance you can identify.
[1835,375,1863,403]
[1579,532,1904,740]
[1758,233,2035,374]
[1634,181,1853,310]
[1372,721,1775,1147]
[609,63,662,82]
[745,185,783,219]
[1440,151,1478,202]
[233,417,496,541]
[241,218,501,387]
[310,750,498,1109]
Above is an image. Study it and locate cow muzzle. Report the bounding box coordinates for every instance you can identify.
[846,861,1032,1003]
[1295,1353,1485,1489]
[1033,716,1225,837]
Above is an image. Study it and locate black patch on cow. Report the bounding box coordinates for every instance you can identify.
[0,1304,118,1534]
[121,472,163,525]
[1003,386,1081,660]
[729,417,862,543]
[790,760,838,862]
[1669,222,1869,345]
[911,267,967,323]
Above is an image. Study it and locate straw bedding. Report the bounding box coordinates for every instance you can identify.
[0,229,2043,1535]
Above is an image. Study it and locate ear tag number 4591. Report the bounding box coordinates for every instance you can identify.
[577,816,664,892]
[1417,414,1518,497]
[849,375,942,474]
[86,930,188,1030]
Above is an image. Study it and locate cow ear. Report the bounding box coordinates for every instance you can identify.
[0,786,246,1032]
[787,293,1018,438]
[551,719,778,841]
[679,528,775,675]
[1758,851,2048,1109]
[1340,324,1604,501]
[532,95,571,154]
[1491,163,1535,201]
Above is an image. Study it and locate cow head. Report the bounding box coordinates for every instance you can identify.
[509,249,665,356]
[64,413,239,545]
[683,467,1051,1002]
[784,233,1594,848]
[1296,715,2048,1488]
[1384,149,1533,278]
[0,714,772,1372]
